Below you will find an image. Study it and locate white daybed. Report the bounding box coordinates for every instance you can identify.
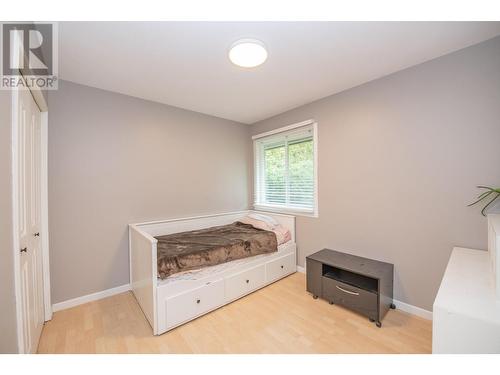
[129,210,296,335]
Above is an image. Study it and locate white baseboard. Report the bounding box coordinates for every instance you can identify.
[392,299,432,320]
[296,264,432,320]
[52,268,433,321]
[52,284,131,312]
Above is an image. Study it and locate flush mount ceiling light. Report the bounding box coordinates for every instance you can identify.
[229,39,268,68]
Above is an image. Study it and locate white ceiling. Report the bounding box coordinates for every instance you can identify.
[59,22,500,124]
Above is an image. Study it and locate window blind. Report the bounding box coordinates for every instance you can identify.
[253,123,317,215]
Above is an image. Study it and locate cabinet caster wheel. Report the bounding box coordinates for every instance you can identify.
[369,318,375,322]
[390,303,396,309]
[329,301,334,305]
[313,295,318,299]
[375,321,382,328]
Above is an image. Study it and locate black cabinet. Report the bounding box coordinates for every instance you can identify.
[306,249,394,327]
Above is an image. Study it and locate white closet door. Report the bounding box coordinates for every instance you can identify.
[18,88,45,354]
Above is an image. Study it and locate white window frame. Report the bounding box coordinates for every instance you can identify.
[252,119,318,217]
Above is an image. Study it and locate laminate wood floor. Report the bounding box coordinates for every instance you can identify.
[37,273,432,353]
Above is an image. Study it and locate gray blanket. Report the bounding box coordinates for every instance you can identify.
[155,222,278,279]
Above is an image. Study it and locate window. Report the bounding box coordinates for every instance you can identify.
[253,120,318,216]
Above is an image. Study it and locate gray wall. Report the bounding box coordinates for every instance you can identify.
[0,91,19,353]
[48,81,251,303]
[250,36,500,311]
[48,36,500,312]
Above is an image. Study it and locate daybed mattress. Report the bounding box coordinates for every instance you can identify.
[155,221,278,279]
[159,240,293,284]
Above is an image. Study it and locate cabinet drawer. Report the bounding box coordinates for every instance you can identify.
[165,278,224,328]
[322,277,378,319]
[266,253,296,282]
[225,264,266,301]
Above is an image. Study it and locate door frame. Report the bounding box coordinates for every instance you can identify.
[11,78,51,354]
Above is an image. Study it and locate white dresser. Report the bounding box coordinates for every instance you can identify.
[432,214,500,353]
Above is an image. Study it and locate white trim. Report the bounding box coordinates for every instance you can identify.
[11,83,24,354]
[313,121,319,217]
[52,284,132,313]
[11,31,24,353]
[393,299,433,320]
[252,119,315,140]
[254,204,317,218]
[297,265,432,320]
[40,112,52,321]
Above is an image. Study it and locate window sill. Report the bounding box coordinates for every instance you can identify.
[253,204,319,218]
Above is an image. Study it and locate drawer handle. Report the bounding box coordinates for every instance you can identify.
[196,299,200,304]
[335,285,359,296]
[246,279,249,284]
[280,265,284,269]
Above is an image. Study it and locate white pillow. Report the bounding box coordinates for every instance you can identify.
[246,213,279,228]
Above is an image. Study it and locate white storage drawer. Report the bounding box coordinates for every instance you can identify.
[225,264,266,301]
[266,253,296,282]
[165,278,224,329]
